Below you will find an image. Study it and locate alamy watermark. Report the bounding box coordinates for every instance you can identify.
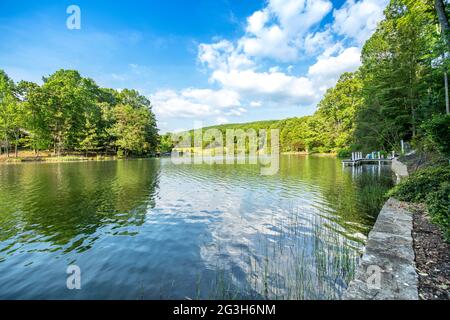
[170,123,280,176]
[66,5,81,30]
[366,265,382,290]
[66,265,81,290]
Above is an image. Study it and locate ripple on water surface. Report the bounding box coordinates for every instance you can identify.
[0,156,394,299]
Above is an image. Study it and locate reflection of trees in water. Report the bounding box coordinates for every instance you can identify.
[0,160,160,252]
[278,155,394,237]
[162,155,394,240]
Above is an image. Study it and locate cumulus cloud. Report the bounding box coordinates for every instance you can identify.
[332,0,388,44]
[151,88,243,119]
[211,69,317,105]
[153,0,388,127]
[303,30,333,55]
[239,0,333,62]
[308,46,362,91]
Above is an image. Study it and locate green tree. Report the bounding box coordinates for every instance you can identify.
[40,70,95,155]
[0,70,20,157]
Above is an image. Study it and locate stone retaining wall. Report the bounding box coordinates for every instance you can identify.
[343,198,418,300]
[391,157,409,181]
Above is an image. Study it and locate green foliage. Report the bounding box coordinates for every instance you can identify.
[426,181,450,240]
[422,114,450,157]
[337,148,351,158]
[159,133,174,153]
[389,165,450,240]
[355,0,445,152]
[389,165,450,202]
[0,69,159,157]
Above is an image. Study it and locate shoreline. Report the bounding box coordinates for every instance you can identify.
[0,155,156,164]
[0,151,340,164]
[344,156,449,300]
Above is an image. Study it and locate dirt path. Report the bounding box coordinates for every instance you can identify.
[412,206,450,300]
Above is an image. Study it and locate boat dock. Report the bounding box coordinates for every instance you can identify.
[342,152,393,166]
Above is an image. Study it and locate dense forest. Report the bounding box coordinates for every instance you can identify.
[162,0,449,158]
[0,69,159,158]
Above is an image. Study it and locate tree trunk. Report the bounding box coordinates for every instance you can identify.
[445,71,450,114]
[434,0,450,114]
[435,0,450,42]
[14,133,18,158]
[5,137,9,158]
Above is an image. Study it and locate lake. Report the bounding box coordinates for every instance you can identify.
[0,155,394,299]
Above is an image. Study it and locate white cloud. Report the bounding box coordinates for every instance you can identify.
[246,9,270,34]
[215,116,229,125]
[151,88,242,119]
[303,30,333,55]
[250,101,262,108]
[153,0,388,129]
[268,0,332,37]
[211,69,317,105]
[181,88,241,109]
[308,46,362,90]
[151,89,214,118]
[333,0,388,44]
[239,0,333,62]
[241,25,297,62]
[225,107,247,116]
[198,40,254,72]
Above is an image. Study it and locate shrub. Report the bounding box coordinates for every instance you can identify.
[389,165,450,241]
[337,148,351,158]
[388,165,450,202]
[422,114,450,157]
[426,182,450,241]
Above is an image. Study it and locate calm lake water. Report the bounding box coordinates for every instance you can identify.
[0,155,394,299]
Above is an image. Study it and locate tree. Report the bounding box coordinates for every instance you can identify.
[316,72,363,152]
[111,104,154,157]
[0,70,19,157]
[433,0,450,114]
[17,81,52,155]
[41,70,94,155]
[353,0,442,151]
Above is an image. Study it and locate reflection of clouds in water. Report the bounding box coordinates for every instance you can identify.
[0,156,393,299]
[148,157,390,298]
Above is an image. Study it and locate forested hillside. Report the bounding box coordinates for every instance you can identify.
[162,0,449,157]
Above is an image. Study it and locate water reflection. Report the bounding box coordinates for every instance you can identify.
[0,160,160,252]
[0,156,393,299]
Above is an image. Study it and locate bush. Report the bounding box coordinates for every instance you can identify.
[388,165,450,202]
[337,148,351,158]
[426,182,450,241]
[389,165,450,241]
[422,114,450,157]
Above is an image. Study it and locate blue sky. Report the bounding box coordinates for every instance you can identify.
[0,0,388,132]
